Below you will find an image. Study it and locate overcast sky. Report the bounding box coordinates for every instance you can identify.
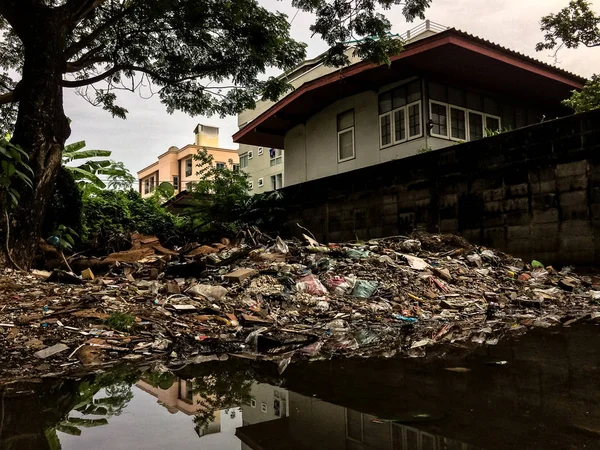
[64,0,600,178]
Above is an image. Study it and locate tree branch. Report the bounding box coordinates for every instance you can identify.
[0,92,15,105]
[65,45,110,72]
[62,65,124,87]
[63,4,133,60]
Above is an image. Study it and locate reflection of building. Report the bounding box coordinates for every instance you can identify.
[137,124,239,198]
[239,383,289,450]
[236,389,477,450]
[136,378,222,437]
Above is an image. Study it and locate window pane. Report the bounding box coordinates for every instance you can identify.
[486,116,500,134]
[469,112,484,141]
[408,103,421,137]
[394,109,405,142]
[407,80,421,103]
[392,86,406,109]
[380,114,391,146]
[339,129,354,160]
[430,102,448,136]
[379,91,392,114]
[216,162,225,169]
[450,107,466,140]
[337,109,354,131]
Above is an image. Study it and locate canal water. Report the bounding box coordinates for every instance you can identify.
[1,324,599,449]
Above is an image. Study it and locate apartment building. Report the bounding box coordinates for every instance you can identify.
[137,124,239,198]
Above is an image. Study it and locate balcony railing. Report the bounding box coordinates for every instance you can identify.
[399,20,449,41]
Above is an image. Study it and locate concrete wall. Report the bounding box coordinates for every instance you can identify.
[282,109,600,266]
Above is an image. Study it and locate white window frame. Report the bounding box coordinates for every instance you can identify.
[449,105,467,142]
[215,161,226,169]
[240,154,248,168]
[429,100,449,139]
[337,128,355,163]
[257,147,263,156]
[257,177,264,187]
[379,111,394,149]
[406,100,423,139]
[484,113,502,136]
[467,110,485,141]
[248,150,253,159]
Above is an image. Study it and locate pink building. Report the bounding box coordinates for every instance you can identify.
[137,124,239,198]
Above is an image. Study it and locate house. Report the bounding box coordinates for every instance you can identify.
[137,124,239,198]
[236,38,368,193]
[233,21,586,187]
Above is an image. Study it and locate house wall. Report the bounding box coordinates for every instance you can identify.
[284,76,546,187]
[239,143,284,194]
[281,109,600,266]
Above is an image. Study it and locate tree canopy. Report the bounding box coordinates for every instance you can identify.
[538,0,600,112]
[0,0,430,130]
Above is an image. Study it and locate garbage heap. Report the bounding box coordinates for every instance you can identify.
[1,231,599,379]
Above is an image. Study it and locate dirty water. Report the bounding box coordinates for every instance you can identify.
[1,324,600,450]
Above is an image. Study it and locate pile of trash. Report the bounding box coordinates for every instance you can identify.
[1,230,600,380]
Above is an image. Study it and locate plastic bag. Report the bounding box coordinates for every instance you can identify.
[352,279,378,298]
[296,274,328,296]
[324,275,355,294]
[345,248,371,259]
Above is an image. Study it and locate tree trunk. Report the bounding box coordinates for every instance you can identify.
[0,8,70,269]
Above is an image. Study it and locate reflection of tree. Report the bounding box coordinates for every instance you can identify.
[186,366,254,437]
[44,367,138,449]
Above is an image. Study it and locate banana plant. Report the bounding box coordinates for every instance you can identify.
[62,141,134,195]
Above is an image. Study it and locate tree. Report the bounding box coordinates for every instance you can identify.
[0,0,430,268]
[538,0,600,111]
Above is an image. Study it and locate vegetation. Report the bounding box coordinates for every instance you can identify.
[105,311,136,332]
[82,190,182,253]
[538,0,600,112]
[0,0,431,268]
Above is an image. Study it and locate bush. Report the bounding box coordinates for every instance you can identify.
[82,190,182,252]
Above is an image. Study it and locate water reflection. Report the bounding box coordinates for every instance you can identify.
[2,325,600,449]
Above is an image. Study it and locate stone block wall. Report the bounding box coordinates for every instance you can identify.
[282,109,600,266]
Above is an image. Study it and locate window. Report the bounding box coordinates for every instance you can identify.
[186,181,195,191]
[257,177,264,187]
[271,173,283,190]
[248,150,253,159]
[149,176,155,192]
[468,111,484,141]
[240,154,248,168]
[249,181,253,190]
[261,402,267,413]
[337,109,355,162]
[185,158,193,176]
[380,114,391,147]
[485,114,501,135]
[216,162,225,170]
[450,106,467,141]
[429,101,449,138]
[232,163,240,172]
[172,175,179,190]
[407,102,422,138]
[144,178,150,194]
[257,147,263,156]
[269,148,283,166]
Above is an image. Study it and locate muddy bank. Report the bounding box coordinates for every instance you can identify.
[1,232,600,382]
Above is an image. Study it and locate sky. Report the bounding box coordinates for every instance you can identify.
[64,0,600,177]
